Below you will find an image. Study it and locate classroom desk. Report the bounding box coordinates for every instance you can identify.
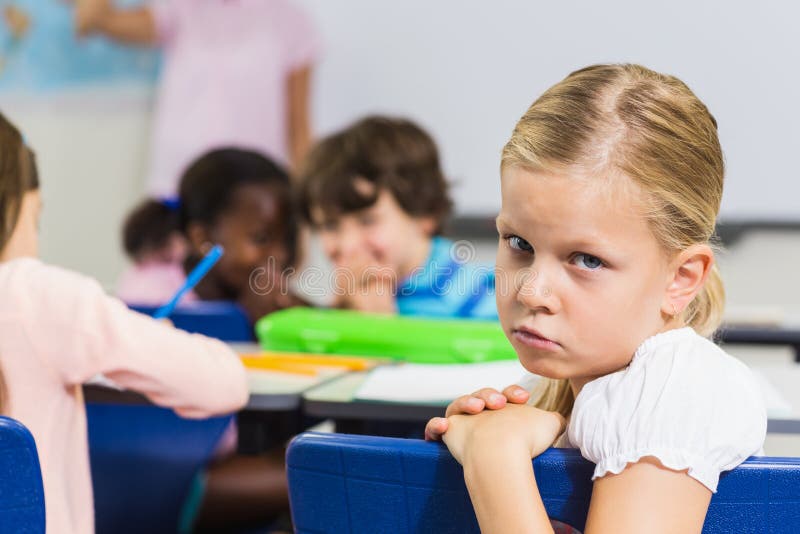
[83,369,323,412]
[303,372,445,421]
[84,363,342,453]
[302,371,444,437]
[302,363,800,435]
[83,342,344,410]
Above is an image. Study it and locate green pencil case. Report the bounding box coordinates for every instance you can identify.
[255,307,516,364]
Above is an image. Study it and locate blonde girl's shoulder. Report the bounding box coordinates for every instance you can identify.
[568,327,767,493]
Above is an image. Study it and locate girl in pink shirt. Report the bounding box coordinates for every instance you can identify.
[119,148,307,530]
[0,112,249,533]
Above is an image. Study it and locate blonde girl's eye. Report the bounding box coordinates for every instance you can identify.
[574,253,604,270]
[506,235,533,253]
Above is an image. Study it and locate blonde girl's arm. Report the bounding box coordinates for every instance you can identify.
[565,335,765,533]
[584,458,711,533]
[440,404,565,534]
[462,443,553,534]
[466,454,711,534]
[439,400,711,533]
[75,0,157,45]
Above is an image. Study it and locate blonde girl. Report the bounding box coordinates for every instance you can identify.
[426,64,766,533]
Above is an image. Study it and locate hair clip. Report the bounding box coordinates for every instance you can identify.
[159,196,181,212]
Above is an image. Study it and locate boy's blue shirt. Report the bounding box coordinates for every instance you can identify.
[396,236,498,320]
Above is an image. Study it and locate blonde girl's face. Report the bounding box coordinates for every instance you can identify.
[495,166,674,387]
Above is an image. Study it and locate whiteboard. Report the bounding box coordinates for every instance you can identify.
[296,0,800,221]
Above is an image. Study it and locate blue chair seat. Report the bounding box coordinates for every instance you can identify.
[129,300,255,342]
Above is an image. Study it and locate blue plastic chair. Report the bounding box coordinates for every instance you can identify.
[87,301,249,532]
[129,301,255,342]
[87,404,234,534]
[0,416,45,534]
[287,432,800,534]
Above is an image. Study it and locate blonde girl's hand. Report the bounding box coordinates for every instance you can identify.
[441,403,566,466]
[424,385,530,441]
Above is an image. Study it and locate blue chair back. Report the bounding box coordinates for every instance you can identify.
[129,301,254,342]
[287,432,800,534]
[87,404,233,534]
[0,416,45,534]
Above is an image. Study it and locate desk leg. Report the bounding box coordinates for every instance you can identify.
[237,409,310,454]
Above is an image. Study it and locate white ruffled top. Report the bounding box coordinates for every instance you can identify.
[567,327,767,492]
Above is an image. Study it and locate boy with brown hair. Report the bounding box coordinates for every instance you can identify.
[299,115,497,319]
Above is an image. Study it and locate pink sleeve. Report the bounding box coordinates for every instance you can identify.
[280,2,323,72]
[28,264,248,419]
[149,0,183,46]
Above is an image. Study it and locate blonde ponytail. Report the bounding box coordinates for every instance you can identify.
[529,378,574,420]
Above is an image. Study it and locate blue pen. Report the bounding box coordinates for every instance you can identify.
[153,245,224,319]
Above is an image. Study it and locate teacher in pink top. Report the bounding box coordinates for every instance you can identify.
[76,0,321,196]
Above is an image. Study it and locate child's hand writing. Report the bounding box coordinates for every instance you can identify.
[441,403,565,466]
[237,286,297,323]
[424,385,530,441]
[333,248,397,314]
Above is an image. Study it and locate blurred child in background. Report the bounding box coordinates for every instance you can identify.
[300,115,498,319]
[117,197,187,304]
[119,148,307,322]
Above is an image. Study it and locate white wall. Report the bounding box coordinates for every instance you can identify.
[6,0,800,288]
[3,90,153,288]
[297,0,800,220]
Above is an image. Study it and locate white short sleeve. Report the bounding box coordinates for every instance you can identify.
[567,327,767,492]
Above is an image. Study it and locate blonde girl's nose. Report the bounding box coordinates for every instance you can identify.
[515,266,559,313]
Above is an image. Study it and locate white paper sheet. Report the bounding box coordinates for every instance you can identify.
[354,360,536,403]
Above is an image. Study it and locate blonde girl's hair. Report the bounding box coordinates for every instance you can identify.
[0,111,39,413]
[504,64,725,419]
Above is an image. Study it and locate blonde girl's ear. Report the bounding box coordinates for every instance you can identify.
[661,243,715,317]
